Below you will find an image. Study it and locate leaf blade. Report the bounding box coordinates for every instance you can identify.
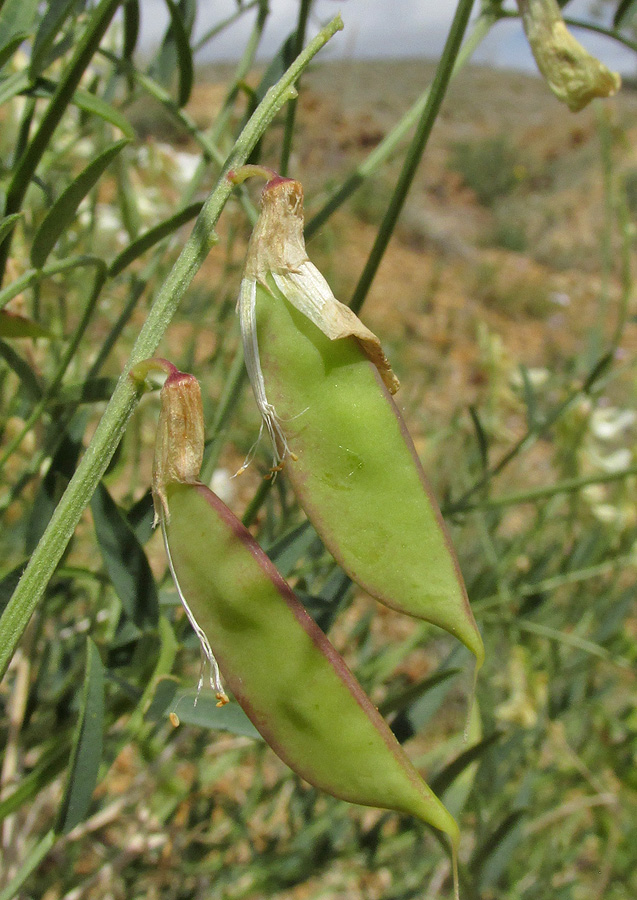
[30,138,129,268]
[91,481,159,629]
[56,638,105,834]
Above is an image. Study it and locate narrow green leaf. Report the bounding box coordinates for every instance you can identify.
[0,213,22,245]
[56,638,104,834]
[0,829,56,900]
[122,0,140,59]
[0,742,68,824]
[469,404,489,472]
[614,0,637,28]
[430,731,502,796]
[31,139,128,268]
[518,364,537,429]
[0,310,53,339]
[0,0,37,48]
[253,31,296,104]
[108,201,202,277]
[0,338,42,400]
[151,0,194,106]
[171,690,264,740]
[0,0,123,277]
[71,86,135,138]
[0,30,28,69]
[469,809,527,884]
[266,520,319,578]
[297,569,352,633]
[91,481,159,628]
[379,668,462,717]
[0,69,30,106]
[52,375,116,406]
[0,562,25,616]
[30,0,78,77]
[163,0,193,107]
[126,489,154,545]
[143,675,179,722]
[25,422,85,553]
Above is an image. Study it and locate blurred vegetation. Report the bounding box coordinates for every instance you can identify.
[448,136,523,206]
[0,2,636,900]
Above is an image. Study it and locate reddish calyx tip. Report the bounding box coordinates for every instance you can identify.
[228,165,296,191]
[130,358,196,391]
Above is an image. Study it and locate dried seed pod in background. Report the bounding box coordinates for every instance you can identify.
[516,0,620,111]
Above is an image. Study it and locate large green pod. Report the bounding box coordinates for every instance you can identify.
[238,176,484,668]
[164,480,459,853]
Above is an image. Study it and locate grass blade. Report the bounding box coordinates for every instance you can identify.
[0,30,28,69]
[29,0,77,77]
[162,0,194,107]
[169,690,263,739]
[91,481,159,629]
[30,139,128,268]
[56,638,105,833]
[109,201,202,277]
[0,0,123,279]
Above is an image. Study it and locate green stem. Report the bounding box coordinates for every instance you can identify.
[447,352,614,514]
[0,15,343,681]
[200,344,247,484]
[0,0,122,283]
[0,828,56,900]
[477,553,637,613]
[348,0,475,316]
[100,50,259,227]
[210,0,270,146]
[0,264,107,474]
[454,465,637,513]
[279,0,312,176]
[242,475,273,528]
[193,0,260,54]
[563,15,637,54]
[305,10,494,242]
[0,255,105,311]
[486,615,631,668]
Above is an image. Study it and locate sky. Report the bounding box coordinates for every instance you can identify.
[136,1,636,75]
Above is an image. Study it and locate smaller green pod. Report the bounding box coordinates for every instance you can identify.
[164,480,460,862]
[236,174,484,668]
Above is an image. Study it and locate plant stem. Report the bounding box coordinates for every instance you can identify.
[0,265,107,474]
[279,0,312,176]
[0,828,56,900]
[0,15,344,681]
[305,9,494,242]
[347,0,475,316]
[200,344,247,484]
[447,352,614,514]
[0,0,122,283]
[454,465,637,513]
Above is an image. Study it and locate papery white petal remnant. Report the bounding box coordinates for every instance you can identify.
[237,175,398,467]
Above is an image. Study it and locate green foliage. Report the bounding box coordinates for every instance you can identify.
[449,135,522,206]
[0,2,635,900]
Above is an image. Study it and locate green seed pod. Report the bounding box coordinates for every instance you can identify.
[164,481,460,870]
[139,358,460,895]
[236,173,484,669]
[516,0,620,111]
